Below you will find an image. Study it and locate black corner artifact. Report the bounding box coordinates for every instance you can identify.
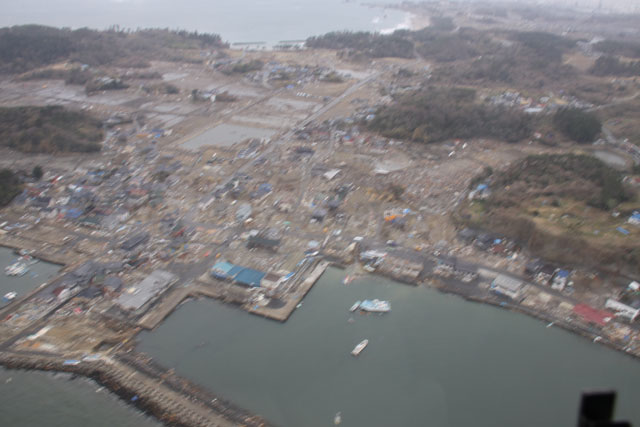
[577,390,631,427]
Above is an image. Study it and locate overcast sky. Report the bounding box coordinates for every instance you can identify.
[1,0,638,39]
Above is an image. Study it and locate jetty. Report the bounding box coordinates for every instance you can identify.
[0,351,268,427]
[249,261,329,322]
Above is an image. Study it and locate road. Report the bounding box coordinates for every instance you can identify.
[601,125,640,164]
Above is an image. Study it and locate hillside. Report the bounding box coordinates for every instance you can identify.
[367,86,533,143]
[0,25,227,74]
[0,169,21,207]
[460,154,640,274]
[0,106,103,153]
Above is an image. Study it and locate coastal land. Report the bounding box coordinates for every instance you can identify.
[1,2,640,425]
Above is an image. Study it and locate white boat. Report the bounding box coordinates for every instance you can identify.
[351,339,368,356]
[334,412,342,425]
[343,275,352,285]
[3,291,17,302]
[359,299,390,313]
[5,262,28,276]
[349,301,361,312]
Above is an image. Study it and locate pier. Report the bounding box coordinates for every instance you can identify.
[249,261,329,322]
[140,261,330,329]
[0,239,69,266]
[0,351,268,427]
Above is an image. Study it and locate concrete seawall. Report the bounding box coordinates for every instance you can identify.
[0,351,269,427]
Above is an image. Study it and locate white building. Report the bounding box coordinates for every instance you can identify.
[491,274,525,300]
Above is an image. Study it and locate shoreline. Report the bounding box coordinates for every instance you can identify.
[0,257,638,427]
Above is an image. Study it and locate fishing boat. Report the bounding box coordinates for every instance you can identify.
[2,292,17,303]
[359,299,390,313]
[349,301,361,312]
[5,262,28,277]
[351,339,368,356]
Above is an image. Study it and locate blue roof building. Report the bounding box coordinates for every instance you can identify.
[233,268,265,287]
[210,261,236,279]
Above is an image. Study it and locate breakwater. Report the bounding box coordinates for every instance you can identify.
[0,351,269,427]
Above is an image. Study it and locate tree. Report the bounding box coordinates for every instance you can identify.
[552,108,601,143]
[32,165,43,180]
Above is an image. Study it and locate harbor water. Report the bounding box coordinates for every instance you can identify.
[138,267,640,427]
[0,246,61,307]
[0,367,158,427]
[0,246,158,425]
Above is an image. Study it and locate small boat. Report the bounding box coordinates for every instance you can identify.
[351,339,368,356]
[349,301,361,312]
[359,299,390,313]
[3,292,17,302]
[5,262,28,276]
[334,411,342,425]
[363,264,376,273]
[343,275,352,285]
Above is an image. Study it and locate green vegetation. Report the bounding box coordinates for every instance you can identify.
[412,27,498,62]
[460,154,639,273]
[594,40,640,59]
[220,60,264,74]
[32,165,43,180]
[320,71,344,83]
[590,55,640,77]
[0,106,103,153]
[305,31,414,59]
[510,31,575,63]
[428,16,455,32]
[85,77,129,95]
[368,87,532,143]
[0,25,226,74]
[492,154,629,210]
[553,108,601,143]
[0,169,22,206]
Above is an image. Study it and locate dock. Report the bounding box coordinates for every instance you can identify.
[140,261,330,329]
[0,239,69,266]
[249,261,329,322]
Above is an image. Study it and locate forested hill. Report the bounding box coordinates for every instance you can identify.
[0,25,227,74]
[0,106,103,153]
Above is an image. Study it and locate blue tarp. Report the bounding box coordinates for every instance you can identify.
[556,270,570,278]
[617,227,630,235]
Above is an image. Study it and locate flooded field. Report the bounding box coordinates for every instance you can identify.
[182,123,277,150]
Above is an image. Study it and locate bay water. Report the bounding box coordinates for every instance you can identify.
[138,267,640,427]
